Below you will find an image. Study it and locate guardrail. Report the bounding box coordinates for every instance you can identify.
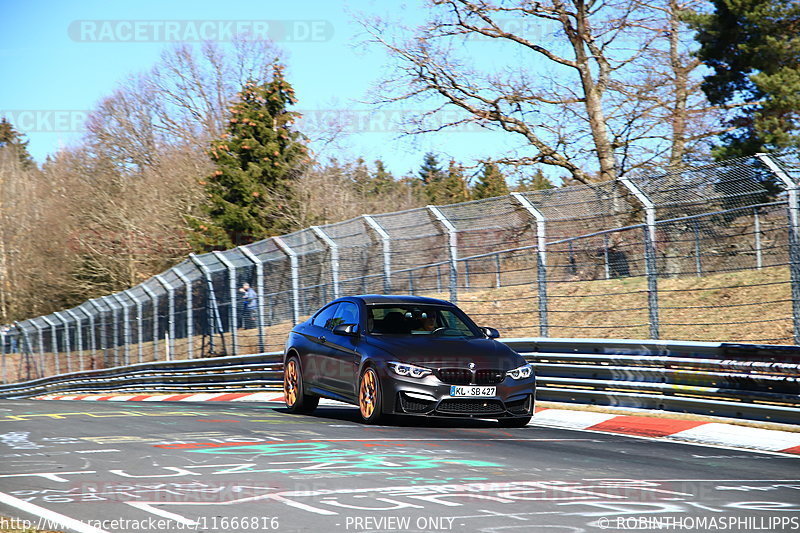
[1,338,797,424]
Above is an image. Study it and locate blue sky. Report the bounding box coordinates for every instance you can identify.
[0,0,520,178]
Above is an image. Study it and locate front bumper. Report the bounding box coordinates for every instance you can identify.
[381,372,535,418]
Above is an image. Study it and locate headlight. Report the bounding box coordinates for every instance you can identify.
[387,361,432,378]
[506,363,533,380]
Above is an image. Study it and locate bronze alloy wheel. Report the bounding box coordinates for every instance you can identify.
[284,356,319,414]
[358,367,383,424]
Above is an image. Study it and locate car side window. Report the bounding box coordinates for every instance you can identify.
[312,304,340,329]
[332,302,359,330]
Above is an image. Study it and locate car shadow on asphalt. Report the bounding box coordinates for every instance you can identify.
[271,405,510,428]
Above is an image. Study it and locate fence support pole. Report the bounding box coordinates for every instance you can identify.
[88,299,108,368]
[511,193,549,336]
[189,254,223,356]
[273,237,300,325]
[643,226,661,340]
[758,153,800,344]
[101,297,121,367]
[754,208,763,270]
[363,215,391,294]
[172,269,194,360]
[310,226,340,299]
[53,312,71,374]
[110,294,131,366]
[17,321,39,380]
[39,316,58,376]
[212,252,238,356]
[65,310,83,372]
[127,291,144,364]
[140,285,159,361]
[0,326,5,384]
[155,275,176,361]
[79,305,97,369]
[239,246,265,352]
[427,205,459,303]
[619,177,657,246]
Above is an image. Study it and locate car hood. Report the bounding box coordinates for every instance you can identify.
[362,335,524,371]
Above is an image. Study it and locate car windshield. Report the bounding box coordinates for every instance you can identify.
[366,304,481,338]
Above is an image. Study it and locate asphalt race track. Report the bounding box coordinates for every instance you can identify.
[0,400,799,533]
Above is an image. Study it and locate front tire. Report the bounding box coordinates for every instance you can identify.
[284,356,319,414]
[358,367,385,424]
[498,416,532,428]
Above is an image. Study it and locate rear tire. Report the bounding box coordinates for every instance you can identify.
[498,416,532,428]
[284,356,319,414]
[358,367,385,424]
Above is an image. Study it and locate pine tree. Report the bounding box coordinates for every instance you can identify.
[0,118,34,168]
[472,162,509,199]
[516,168,556,191]
[690,0,800,157]
[418,152,444,185]
[189,64,308,250]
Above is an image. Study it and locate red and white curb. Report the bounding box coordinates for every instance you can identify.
[33,393,800,455]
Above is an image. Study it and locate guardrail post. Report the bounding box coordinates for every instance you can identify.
[310,226,340,299]
[155,275,176,361]
[140,285,159,361]
[273,237,300,325]
[619,176,657,247]
[65,309,84,371]
[88,299,108,368]
[511,193,549,336]
[362,216,391,293]
[427,206,459,303]
[172,269,194,360]
[212,252,238,356]
[239,247,265,352]
[102,296,121,367]
[110,293,131,366]
[643,226,660,339]
[40,315,58,376]
[758,153,800,344]
[53,312,72,374]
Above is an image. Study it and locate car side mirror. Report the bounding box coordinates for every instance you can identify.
[481,327,500,339]
[333,323,359,336]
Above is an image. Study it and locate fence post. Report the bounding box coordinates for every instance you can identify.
[65,310,83,372]
[40,315,58,376]
[101,296,121,367]
[643,226,661,340]
[79,305,97,369]
[155,275,176,361]
[754,208,763,270]
[363,215,391,294]
[189,254,224,356]
[310,226,340,299]
[212,252,238,356]
[53,312,72,374]
[511,192,549,336]
[427,205,459,304]
[172,269,194,360]
[273,237,300,325]
[239,246,265,352]
[88,299,108,368]
[619,176,657,246]
[126,291,144,364]
[110,293,131,366]
[16,321,39,380]
[140,285,159,361]
[758,152,800,343]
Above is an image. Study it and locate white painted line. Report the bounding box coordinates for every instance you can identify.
[178,393,227,402]
[230,392,283,402]
[0,490,111,533]
[533,409,618,429]
[670,423,800,452]
[106,395,139,401]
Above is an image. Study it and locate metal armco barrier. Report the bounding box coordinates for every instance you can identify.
[1,338,797,425]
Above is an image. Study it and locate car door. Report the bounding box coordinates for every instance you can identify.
[303,303,341,388]
[318,301,362,399]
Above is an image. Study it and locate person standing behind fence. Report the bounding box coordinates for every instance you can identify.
[239,283,258,329]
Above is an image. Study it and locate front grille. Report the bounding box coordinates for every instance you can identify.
[398,393,434,413]
[506,395,532,414]
[437,399,504,415]
[476,369,505,385]
[436,368,471,385]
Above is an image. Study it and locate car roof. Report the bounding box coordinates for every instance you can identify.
[343,294,455,306]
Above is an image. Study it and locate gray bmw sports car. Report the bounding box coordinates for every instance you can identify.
[283,295,535,426]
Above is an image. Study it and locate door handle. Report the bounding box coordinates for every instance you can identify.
[319,336,326,344]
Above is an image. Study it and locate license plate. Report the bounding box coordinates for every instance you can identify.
[450,386,496,397]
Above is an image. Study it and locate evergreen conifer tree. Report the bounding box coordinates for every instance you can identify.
[473,162,509,199]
